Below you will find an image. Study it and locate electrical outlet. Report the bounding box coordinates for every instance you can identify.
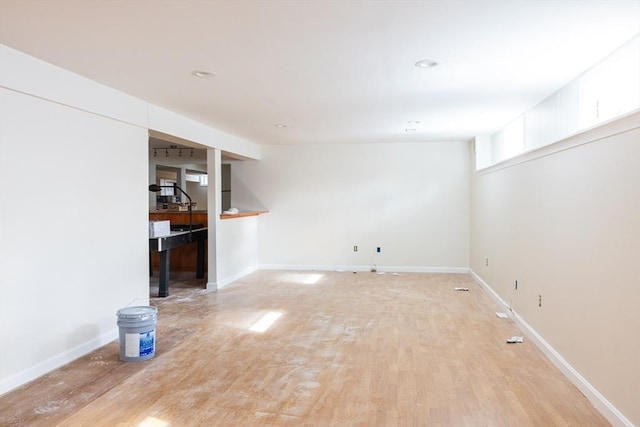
[515,280,518,290]
[353,245,358,252]
[376,246,381,253]
[538,295,542,307]
[485,258,489,266]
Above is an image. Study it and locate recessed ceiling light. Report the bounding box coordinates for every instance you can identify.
[193,70,216,78]
[415,59,440,69]
[275,124,288,128]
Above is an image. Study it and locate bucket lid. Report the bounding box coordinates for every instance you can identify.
[117,306,157,320]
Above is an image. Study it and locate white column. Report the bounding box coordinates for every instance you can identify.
[206,148,222,290]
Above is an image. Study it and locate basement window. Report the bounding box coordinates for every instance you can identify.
[158,179,176,196]
[502,115,525,159]
[579,36,640,129]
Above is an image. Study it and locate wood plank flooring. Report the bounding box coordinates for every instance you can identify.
[0,271,610,426]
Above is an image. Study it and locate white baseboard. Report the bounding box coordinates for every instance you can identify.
[469,269,633,427]
[216,266,259,290]
[259,264,469,274]
[388,266,469,274]
[0,329,118,396]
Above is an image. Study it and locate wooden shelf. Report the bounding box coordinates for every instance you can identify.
[220,210,269,220]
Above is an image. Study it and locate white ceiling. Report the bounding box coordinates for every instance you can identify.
[1,0,638,146]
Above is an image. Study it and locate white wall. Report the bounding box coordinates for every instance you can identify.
[0,44,261,394]
[200,149,261,290]
[232,142,470,271]
[217,217,260,287]
[470,113,640,426]
[0,87,149,393]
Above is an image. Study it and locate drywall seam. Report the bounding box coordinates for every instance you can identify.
[0,44,149,128]
[469,269,633,427]
[0,44,261,159]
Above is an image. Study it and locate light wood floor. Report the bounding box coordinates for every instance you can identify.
[0,271,610,426]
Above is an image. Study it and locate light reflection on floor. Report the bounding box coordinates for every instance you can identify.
[281,273,324,285]
[138,416,169,427]
[249,311,283,332]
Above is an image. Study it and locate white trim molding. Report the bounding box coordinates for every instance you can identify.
[216,266,260,290]
[260,265,469,274]
[469,269,634,427]
[0,329,118,396]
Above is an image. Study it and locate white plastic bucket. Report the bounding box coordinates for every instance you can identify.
[116,306,157,362]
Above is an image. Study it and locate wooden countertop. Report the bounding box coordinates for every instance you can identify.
[150,210,268,220]
[220,211,269,220]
